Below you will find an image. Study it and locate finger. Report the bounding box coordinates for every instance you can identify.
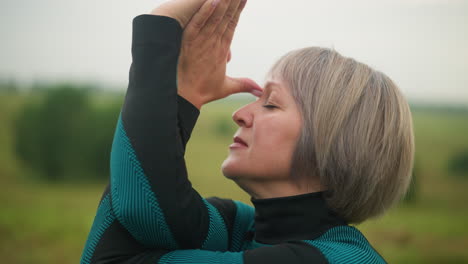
[251,88,263,97]
[222,0,246,44]
[225,77,263,96]
[214,0,241,37]
[199,0,232,37]
[184,0,219,41]
[227,49,232,63]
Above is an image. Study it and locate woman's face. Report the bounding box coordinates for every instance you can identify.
[221,77,303,185]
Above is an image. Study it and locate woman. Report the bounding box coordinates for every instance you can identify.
[80,0,415,263]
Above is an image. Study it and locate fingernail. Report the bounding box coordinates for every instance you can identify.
[251,89,263,97]
[212,0,220,6]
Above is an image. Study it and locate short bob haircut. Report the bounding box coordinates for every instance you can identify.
[267,47,415,224]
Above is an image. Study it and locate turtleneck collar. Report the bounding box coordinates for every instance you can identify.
[250,192,347,244]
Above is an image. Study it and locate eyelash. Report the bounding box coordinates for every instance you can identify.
[263,104,277,109]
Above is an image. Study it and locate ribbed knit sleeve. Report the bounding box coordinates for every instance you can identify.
[109,14,231,250]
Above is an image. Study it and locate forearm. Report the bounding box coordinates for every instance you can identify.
[109,14,227,250]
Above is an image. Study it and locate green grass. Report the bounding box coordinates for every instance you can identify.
[1,94,468,263]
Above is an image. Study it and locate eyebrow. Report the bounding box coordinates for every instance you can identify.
[253,81,280,99]
[264,81,280,94]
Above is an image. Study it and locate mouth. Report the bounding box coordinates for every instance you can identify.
[230,136,248,148]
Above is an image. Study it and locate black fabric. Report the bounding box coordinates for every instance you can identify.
[243,241,328,264]
[251,192,347,244]
[177,95,200,149]
[205,197,237,250]
[121,14,210,249]
[90,221,169,264]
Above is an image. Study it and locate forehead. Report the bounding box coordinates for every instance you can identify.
[264,79,292,98]
[264,81,282,93]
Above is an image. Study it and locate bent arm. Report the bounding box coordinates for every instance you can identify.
[110,14,229,250]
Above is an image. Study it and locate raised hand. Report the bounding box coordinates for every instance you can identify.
[177,0,263,110]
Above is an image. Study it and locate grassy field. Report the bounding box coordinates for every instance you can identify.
[1,94,468,263]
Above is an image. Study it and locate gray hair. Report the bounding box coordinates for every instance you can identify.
[267,47,415,223]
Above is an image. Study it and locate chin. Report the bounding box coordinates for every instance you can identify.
[221,160,235,180]
[221,158,244,180]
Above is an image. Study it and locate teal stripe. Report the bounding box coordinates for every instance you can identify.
[201,200,229,251]
[80,194,114,264]
[231,201,255,251]
[159,250,243,264]
[304,226,386,264]
[110,114,178,249]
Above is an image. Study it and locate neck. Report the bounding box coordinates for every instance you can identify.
[250,191,347,244]
[235,177,323,199]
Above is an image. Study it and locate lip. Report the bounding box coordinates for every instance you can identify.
[229,142,248,149]
[231,136,248,148]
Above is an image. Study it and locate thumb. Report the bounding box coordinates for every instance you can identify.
[224,76,263,96]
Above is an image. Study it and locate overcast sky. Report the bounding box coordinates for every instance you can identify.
[1,0,467,105]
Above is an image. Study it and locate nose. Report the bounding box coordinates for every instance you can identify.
[232,103,253,128]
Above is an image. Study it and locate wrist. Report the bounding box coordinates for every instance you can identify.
[177,89,205,110]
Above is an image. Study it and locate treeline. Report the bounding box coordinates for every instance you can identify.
[410,102,468,115]
[0,79,238,183]
[12,83,124,182]
[1,80,467,192]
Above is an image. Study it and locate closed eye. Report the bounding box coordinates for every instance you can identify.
[263,105,277,109]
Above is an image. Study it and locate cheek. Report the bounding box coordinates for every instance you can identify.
[221,113,302,180]
[252,116,301,167]
[258,115,300,147]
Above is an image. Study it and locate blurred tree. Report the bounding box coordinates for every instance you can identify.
[448,150,468,179]
[15,84,122,182]
[82,101,121,179]
[43,85,91,180]
[15,84,90,180]
[15,100,43,173]
[403,157,419,203]
[214,117,235,138]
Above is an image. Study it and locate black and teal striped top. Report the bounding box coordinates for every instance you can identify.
[80,14,387,264]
